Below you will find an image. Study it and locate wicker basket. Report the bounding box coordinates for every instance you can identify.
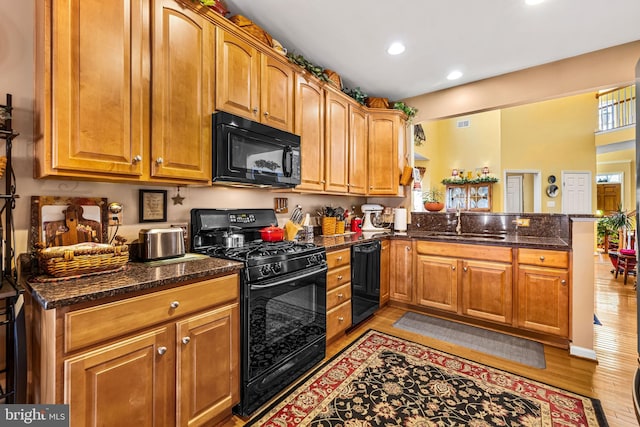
[365,97,390,109]
[229,15,273,47]
[321,217,336,236]
[335,221,345,235]
[324,69,342,88]
[0,156,6,179]
[37,242,129,278]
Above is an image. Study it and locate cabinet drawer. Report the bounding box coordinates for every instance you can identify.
[327,283,351,310]
[326,248,350,269]
[327,265,351,291]
[416,241,512,263]
[518,249,569,268]
[326,301,351,341]
[64,274,239,353]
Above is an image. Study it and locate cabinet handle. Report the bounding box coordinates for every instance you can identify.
[132,155,142,163]
[337,256,343,261]
[452,266,456,271]
[337,275,343,280]
[182,336,191,345]
[369,186,374,189]
[337,293,344,299]
[170,301,180,309]
[561,280,567,285]
[253,107,258,114]
[157,346,167,355]
[263,111,269,117]
[405,246,411,251]
[156,157,164,165]
[463,266,468,272]
[338,316,344,322]
[539,256,545,261]
[321,180,326,184]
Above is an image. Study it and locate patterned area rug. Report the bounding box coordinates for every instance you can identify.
[247,330,608,427]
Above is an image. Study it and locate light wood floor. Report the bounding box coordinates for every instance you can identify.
[224,254,638,426]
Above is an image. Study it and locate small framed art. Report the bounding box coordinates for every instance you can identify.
[139,189,167,223]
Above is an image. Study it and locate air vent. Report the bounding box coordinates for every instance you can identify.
[457,119,470,128]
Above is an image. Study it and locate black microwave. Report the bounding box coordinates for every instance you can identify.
[212,111,301,188]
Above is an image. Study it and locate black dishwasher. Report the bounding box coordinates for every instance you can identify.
[351,241,381,326]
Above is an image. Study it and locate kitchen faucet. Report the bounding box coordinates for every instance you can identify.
[456,207,462,235]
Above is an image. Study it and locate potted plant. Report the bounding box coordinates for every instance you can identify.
[598,205,632,253]
[423,189,444,212]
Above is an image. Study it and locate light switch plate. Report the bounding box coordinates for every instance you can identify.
[547,201,556,207]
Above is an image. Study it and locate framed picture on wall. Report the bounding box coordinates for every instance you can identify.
[139,189,167,223]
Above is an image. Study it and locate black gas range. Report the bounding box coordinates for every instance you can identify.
[190,209,327,416]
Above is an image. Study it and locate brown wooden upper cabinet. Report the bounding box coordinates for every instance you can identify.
[368,110,403,195]
[215,28,294,132]
[35,0,213,184]
[295,74,326,191]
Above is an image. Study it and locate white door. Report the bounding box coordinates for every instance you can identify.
[562,172,592,214]
[506,175,523,213]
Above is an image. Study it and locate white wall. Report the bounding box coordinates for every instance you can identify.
[0,1,401,256]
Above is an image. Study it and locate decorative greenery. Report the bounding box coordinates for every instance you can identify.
[343,87,367,105]
[392,102,418,123]
[191,0,219,6]
[597,205,632,249]
[286,53,330,82]
[422,189,443,203]
[441,175,499,185]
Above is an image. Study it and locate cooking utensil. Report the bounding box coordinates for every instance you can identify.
[223,231,245,248]
[290,205,303,225]
[260,225,284,242]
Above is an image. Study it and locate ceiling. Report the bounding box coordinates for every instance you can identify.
[222,0,640,100]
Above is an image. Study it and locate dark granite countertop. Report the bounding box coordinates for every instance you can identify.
[22,255,243,310]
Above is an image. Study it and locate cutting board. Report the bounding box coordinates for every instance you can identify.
[42,204,102,247]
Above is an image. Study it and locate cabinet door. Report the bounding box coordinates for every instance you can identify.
[295,74,325,191]
[152,0,213,182]
[176,303,240,427]
[446,185,468,211]
[380,240,390,306]
[324,90,349,193]
[389,240,413,303]
[260,55,294,132]
[367,111,400,195]
[348,104,368,195]
[415,255,458,312]
[49,0,148,177]
[461,260,513,324]
[216,28,260,119]
[468,184,492,211]
[517,266,569,337]
[65,327,173,427]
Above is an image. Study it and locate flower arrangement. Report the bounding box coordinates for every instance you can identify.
[441,175,498,185]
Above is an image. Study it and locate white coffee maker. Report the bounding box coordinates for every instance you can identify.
[361,204,387,231]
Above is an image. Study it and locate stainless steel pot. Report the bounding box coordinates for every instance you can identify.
[224,232,244,248]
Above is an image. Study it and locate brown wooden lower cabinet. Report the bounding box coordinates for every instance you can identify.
[379,239,390,306]
[389,240,413,303]
[28,273,240,427]
[326,248,352,342]
[389,239,571,343]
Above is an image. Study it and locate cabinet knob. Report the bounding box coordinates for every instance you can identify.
[561,280,567,285]
[132,155,142,163]
[337,275,343,280]
[253,107,259,114]
[157,346,167,355]
[405,246,411,251]
[263,111,269,117]
[170,301,180,309]
[321,180,326,184]
[156,157,164,165]
[338,316,344,322]
[337,293,344,299]
[182,336,191,345]
[452,266,456,271]
[539,256,545,261]
[369,186,374,189]
[337,256,343,261]
[463,266,468,272]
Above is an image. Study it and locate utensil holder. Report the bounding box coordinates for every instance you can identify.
[322,217,336,235]
[335,221,345,235]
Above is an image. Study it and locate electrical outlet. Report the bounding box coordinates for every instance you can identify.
[108,209,123,226]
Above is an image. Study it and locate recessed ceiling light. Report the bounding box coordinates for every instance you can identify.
[525,0,544,5]
[447,70,463,80]
[387,42,405,55]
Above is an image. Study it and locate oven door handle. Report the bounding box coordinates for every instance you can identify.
[250,265,328,290]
